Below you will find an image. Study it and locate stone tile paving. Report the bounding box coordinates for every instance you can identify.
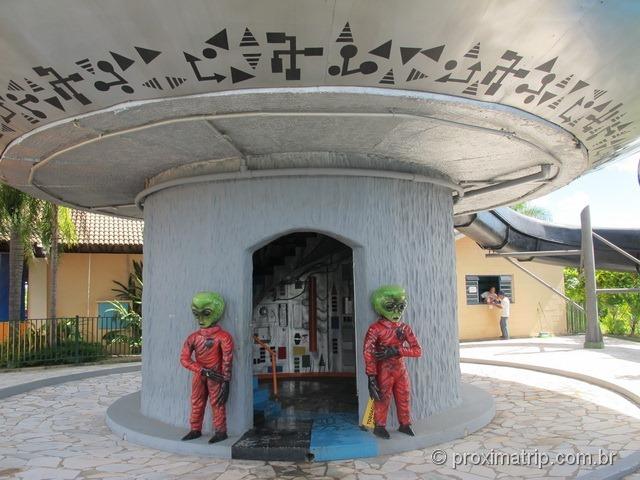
[460,335,640,399]
[0,363,639,479]
[0,362,140,390]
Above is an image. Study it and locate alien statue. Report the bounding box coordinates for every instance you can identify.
[179,291,234,444]
[363,285,422,439]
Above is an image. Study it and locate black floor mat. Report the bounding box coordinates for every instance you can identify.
[231,418,313,461]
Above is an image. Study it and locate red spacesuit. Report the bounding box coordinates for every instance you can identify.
[180,325,234,433]
[363,318,422,427]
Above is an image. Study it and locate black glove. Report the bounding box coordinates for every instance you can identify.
[216,381,230,406]
[201,368,225,383]
[368,375,382,401]
[374,346,400,360]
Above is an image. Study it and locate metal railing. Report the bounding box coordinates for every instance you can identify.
[566,302,587,334]
[0,316,142,369]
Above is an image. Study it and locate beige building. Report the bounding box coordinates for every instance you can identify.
[27,211,143,320]
[25,213,566,340]
[456,235,567,340]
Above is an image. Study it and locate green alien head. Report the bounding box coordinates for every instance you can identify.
[371,285,408,322]
[191,291,225,328]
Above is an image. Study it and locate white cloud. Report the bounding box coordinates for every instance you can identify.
[545,191,590,226]
[528,151,640,228]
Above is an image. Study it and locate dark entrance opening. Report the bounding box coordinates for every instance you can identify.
[232,232,375,461]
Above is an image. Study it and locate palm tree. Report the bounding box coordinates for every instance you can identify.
[0,186,41,332]
[38,203,76,345]
[511,202,552,221]
[0,186,76,344]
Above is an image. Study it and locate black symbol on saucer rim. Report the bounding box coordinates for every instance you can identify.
[109,51,135,71]
[240,27,259,47]
[336,22,354,43]
[75,58,95,75]
[462,81,479,95]
[243,52,261,69]
[230,67,255,84]
[400,47,422,65]
[135,46,162,64]
[166,76,187,89]
[379,68,395,85]
[24,78,44,92]
[206,29,229,50]
[464,42,480,59]
[369,40,392,59]
[142,77,163,90]
[406,68,427,81]
[7,80,24,91]
[421,45,445,62]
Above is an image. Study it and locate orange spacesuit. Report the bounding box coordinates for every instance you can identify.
[363,318,422,429]
[180,325,233,434]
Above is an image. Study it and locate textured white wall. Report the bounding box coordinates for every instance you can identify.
[141,176,461,435]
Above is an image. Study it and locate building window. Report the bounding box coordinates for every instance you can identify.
[465,275,514,305]
[97,301,130,329]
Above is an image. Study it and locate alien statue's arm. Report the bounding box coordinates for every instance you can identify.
[363,326,379,376]
[180,335,202,374]
[398,325,422,358]
[220,332,234,381]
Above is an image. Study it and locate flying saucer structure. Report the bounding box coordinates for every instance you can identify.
[1,0,639,459]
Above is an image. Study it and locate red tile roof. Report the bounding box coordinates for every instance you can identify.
[68,210,143,252]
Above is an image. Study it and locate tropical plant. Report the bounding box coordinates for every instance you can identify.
[102,260,143,353]
[510,202,552,221]
[112,259,143,316]
[601,303,632,336]
[38,203,77,345]
[0,186,42,331]
[0,186,76,344]
[102,301,142,353]
[565,267,640,337]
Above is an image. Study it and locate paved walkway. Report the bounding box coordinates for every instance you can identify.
[0,362,140,390]
[460,335,640,402]
[1,362,640,479]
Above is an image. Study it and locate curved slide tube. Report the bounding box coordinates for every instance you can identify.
[454,208,640,272]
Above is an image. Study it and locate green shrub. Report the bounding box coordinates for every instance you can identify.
[0,340,107,368]
[601,304,631,336]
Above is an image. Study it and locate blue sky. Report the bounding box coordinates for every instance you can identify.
[528,154,640,228]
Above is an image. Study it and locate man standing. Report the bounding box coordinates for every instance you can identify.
[495,291,510,340]
[363,285,422,439]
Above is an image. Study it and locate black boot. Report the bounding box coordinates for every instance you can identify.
[181,430,201,441]
[373,426,390,439]
[208,431,228,444]
[398,424,415,436]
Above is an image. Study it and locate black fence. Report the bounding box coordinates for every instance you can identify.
[0,316,141,369]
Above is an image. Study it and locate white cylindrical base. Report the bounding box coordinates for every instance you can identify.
[141,175,461,435]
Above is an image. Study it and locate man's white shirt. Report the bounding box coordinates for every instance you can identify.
[500,297,510,317]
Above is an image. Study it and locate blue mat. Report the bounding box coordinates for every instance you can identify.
[309,412,378,461]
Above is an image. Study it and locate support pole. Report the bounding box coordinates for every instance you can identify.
[581,206,604,348]
[502,257,584,312]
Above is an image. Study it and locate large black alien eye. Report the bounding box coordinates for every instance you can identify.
[384,302,396,310]
[202,309,212,316]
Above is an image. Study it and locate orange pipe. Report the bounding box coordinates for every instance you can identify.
[253,335,278,398]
